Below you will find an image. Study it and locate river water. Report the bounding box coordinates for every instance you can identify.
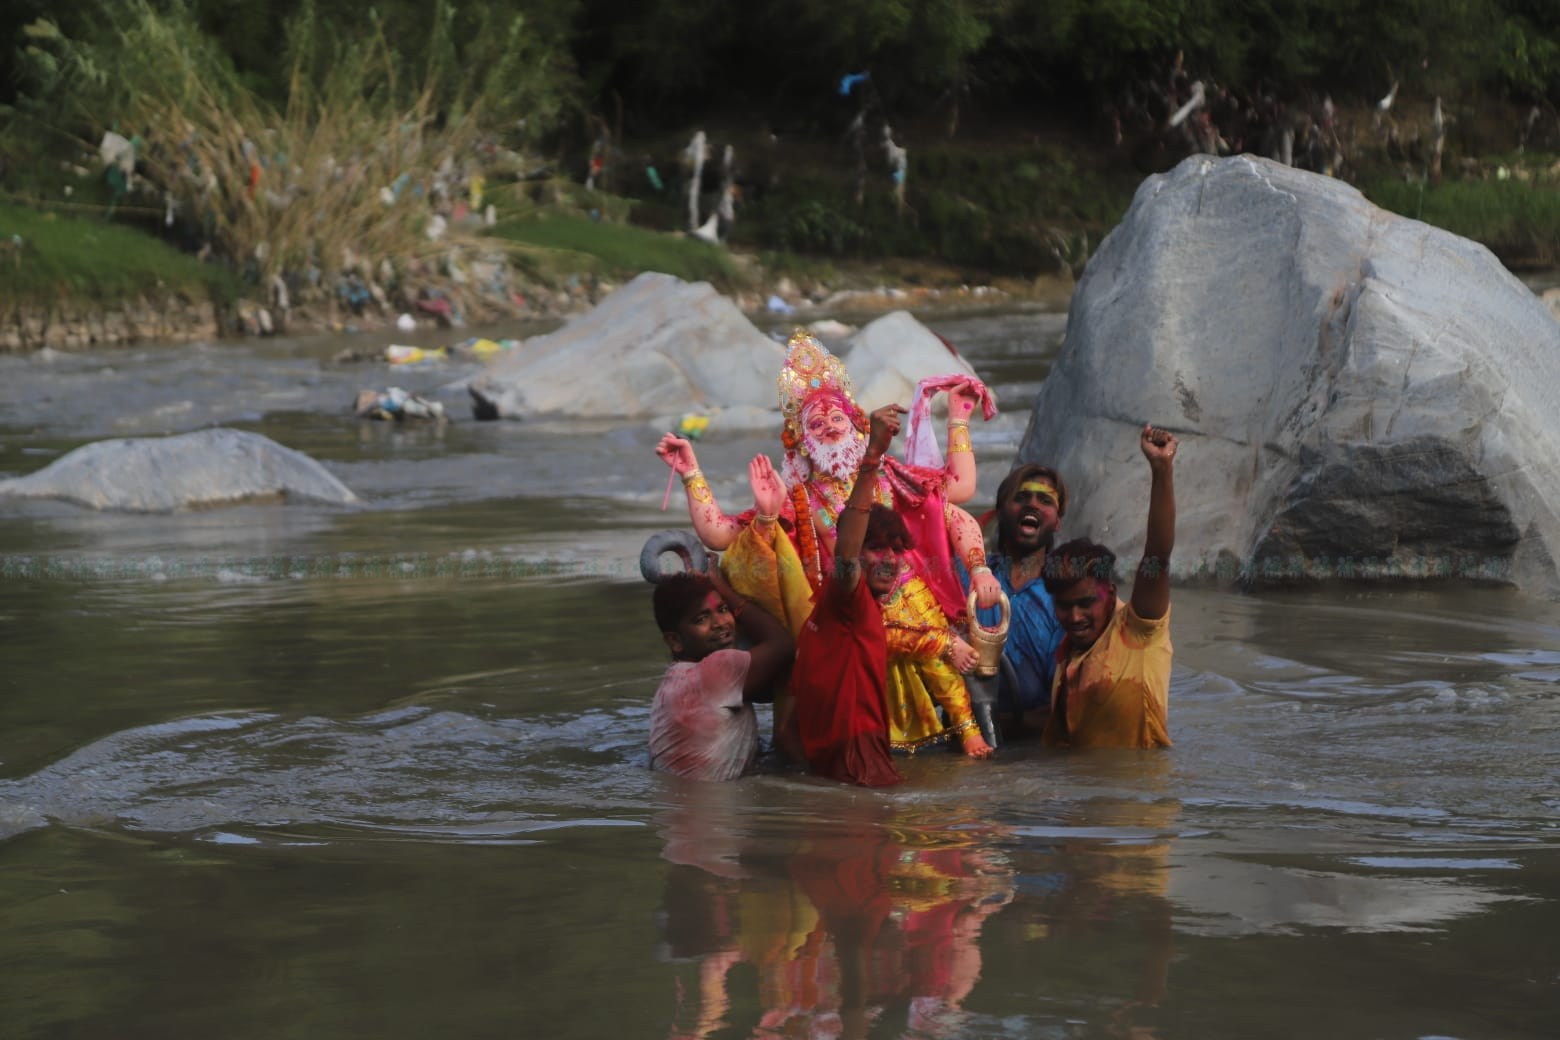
[1,309,1557,1039]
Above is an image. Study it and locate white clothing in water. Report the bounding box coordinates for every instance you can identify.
[648,650,756,781]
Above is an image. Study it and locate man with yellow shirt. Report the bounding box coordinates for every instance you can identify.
[1041,425,1178,749]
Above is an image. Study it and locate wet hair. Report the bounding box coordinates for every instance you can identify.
[863,503,915,552]
[1042,539,1117,594]
[652,571,715,634]
[994,463,1068,556]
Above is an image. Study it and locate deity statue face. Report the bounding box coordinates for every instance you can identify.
[801,400,866,483]
[803,403,855,447]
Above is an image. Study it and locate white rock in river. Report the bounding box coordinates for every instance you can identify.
[0,428,357,512]
[468,272,784,419]
[1020,154,1560,592]
[844,311,977,413]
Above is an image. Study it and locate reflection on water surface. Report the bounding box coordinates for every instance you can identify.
[3,311,1559,1038]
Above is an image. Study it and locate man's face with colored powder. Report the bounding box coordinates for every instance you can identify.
[1050,576,1116,651]
[665,590,736,661]
[1002,479,1060,557]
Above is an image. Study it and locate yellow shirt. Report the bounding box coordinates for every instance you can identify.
[1043,600,1171,749]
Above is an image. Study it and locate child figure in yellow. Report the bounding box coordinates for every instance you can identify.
[873,512,993,757]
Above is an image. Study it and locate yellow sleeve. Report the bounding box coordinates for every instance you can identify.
[1121,602,1171,650]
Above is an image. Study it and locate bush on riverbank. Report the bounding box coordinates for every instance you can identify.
[12,0,567,290]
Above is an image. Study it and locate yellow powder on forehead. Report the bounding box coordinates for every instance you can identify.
[1018,481,1057,498]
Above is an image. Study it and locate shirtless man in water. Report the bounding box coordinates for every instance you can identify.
[648,456,795,781]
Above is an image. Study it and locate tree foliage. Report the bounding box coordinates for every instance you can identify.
[11,0,1560,130]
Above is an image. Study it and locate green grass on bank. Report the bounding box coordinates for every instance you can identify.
[488,214,745,289]
[1362,172,1560,266]
[0,202,239,306]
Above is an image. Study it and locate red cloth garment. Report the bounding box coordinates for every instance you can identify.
[792,576,901,787]
[902,375,998,470]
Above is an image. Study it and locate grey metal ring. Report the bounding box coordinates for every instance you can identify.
[639,530,710,584]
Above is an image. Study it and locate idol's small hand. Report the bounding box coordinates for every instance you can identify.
[655,433,698,476]
[947,378,980,421]
[749,454,785,518]
[970,569,1002,610]
[947,636,979,674]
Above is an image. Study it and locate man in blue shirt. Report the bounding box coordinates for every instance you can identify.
[974,463,1068,738]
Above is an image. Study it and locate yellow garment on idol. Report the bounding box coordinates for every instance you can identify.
[719,519,815,758]
[719,520,814,638]
[879,575,978,752]
[1043,600,1172,749]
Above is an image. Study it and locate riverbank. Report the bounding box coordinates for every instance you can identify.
[8,100,1560,351]
[0,197,1076,350]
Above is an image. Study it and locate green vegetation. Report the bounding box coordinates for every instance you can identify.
[11,0,567,283]
[489,215,743,288]
[1363,170,1560,266]
[8,0,1560,318]
[731,144,1137,276]
[0,202,237,304]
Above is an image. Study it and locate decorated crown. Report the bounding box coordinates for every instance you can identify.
[777,329,866,449]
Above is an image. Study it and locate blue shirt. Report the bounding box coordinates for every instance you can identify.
[975,552,1063,714]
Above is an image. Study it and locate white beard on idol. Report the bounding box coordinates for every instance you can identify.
[803,432,867,483]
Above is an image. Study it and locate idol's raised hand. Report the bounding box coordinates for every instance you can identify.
[655,433,699,476]
[749,454,785,518]
[947,377,982,422]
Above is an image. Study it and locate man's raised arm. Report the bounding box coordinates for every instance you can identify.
[1131,425,1178,622]
[834,405,905,594]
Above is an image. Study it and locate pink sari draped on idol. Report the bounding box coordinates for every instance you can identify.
[894,375,998,622]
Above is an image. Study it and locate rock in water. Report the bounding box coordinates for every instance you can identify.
[468,272,785,419]
[1021,155,1560,593]
[0,428,358,512]
[843,311,976,413]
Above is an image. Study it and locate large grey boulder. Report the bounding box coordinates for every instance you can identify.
[468,272,784,419]
[0,428,358,512]
[844,311,977,412]
[1020,155,1560,592]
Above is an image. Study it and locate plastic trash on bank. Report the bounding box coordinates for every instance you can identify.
[677,413,710,440]
[385,344,448,365]
[354,386,447,422]
[448,337,517,360]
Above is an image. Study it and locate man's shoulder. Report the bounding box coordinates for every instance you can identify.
[656,660,695,688]
[696,648,752,688]
[1116,600,1170,647]
[659,651,750,689]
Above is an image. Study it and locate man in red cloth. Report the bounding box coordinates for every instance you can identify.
[791,404,913,787]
